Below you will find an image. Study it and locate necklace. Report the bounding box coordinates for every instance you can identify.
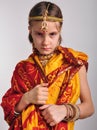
[39,53,54,67]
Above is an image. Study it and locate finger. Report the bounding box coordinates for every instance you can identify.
[41,92,48,96]
[37,84,48,92]
[41,83,49,87]
[45,113,54,121]
[40,88,48,94]
[38,95,48,102]
[50,121,56,126]
[36,83,48,88]
[39,104,51,110]
[46,118,53,123]
[37,100,46,105]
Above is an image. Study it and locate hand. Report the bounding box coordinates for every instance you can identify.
[39,104,67,126]
[25,83,48,105]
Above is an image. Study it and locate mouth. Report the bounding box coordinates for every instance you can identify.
[42,47,51,51]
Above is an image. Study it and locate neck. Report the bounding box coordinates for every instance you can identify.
[39,53,54,67]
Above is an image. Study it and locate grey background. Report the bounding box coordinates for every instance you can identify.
[0,0,97,129]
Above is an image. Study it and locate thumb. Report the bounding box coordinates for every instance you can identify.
[39,104,51,110]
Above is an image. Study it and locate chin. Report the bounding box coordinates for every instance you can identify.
[40,51,52,55]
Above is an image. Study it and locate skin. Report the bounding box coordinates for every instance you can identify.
[15,21,94,126]
[29,21,61,55]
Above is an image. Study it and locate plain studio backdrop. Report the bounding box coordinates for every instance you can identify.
[0,0,97,129]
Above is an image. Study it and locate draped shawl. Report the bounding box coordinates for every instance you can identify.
[1,46,88,130]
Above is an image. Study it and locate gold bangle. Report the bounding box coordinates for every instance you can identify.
[63,104,69,121]
[71,105,80,121]
[63,103,74,122]
[63,103,80,122]
[14,110,20,116]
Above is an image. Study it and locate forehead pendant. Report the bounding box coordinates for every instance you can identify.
[28,4,63,29]
[41,4,50,32]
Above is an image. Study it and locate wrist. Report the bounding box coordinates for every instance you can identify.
[63,103,80,122]
[23,91,31,105]
[14,92,30,113]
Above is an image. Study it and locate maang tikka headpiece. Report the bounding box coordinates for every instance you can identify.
[29,3,63,32]
[40,3,50,32]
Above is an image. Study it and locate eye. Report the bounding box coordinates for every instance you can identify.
[49,32,57,37]
[34,31,43,37]
[37,32,43,36]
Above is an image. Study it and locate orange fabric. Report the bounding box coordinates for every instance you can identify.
[1,46,88,130]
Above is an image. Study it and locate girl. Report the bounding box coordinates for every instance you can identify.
[1,1,94,130]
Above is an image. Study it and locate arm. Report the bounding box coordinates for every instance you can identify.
[38,65,95,126]
[77,65,95,119]
[15,83,48,113]
[1,61,49,125]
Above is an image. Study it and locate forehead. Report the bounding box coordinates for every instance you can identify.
[31,21,61,31]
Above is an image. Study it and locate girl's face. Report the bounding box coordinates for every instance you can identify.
[29,21,61,55]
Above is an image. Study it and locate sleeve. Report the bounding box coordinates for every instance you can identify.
[1,61,32,126]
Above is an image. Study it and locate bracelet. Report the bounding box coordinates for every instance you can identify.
[63,103,80,122]
[71,105,80,121]
[14,110,20,116]
[63,104,73,121]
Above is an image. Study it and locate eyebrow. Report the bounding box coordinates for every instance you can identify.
[34,30,59,34]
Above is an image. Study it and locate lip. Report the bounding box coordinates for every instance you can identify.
[42,47,51,51]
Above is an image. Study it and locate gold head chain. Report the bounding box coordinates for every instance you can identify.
[40,3,50,32]
[29,3,63,32]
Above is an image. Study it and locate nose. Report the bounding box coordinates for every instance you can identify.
[42,35,49,46]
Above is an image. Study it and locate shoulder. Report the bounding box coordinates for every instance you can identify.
[58,46,88,70]
[67,47,88,61]
[14,53,35,71]
[58,45,88,61]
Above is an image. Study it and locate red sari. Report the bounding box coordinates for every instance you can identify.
[1,46,88,130]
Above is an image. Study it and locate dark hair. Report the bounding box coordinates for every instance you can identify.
[28,1,63,43]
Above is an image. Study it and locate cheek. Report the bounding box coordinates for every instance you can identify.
[53,37,59,43]
[54,37,60,46]
[32,34,42,43]
[33,39,42,48]
[32,36,38,44]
